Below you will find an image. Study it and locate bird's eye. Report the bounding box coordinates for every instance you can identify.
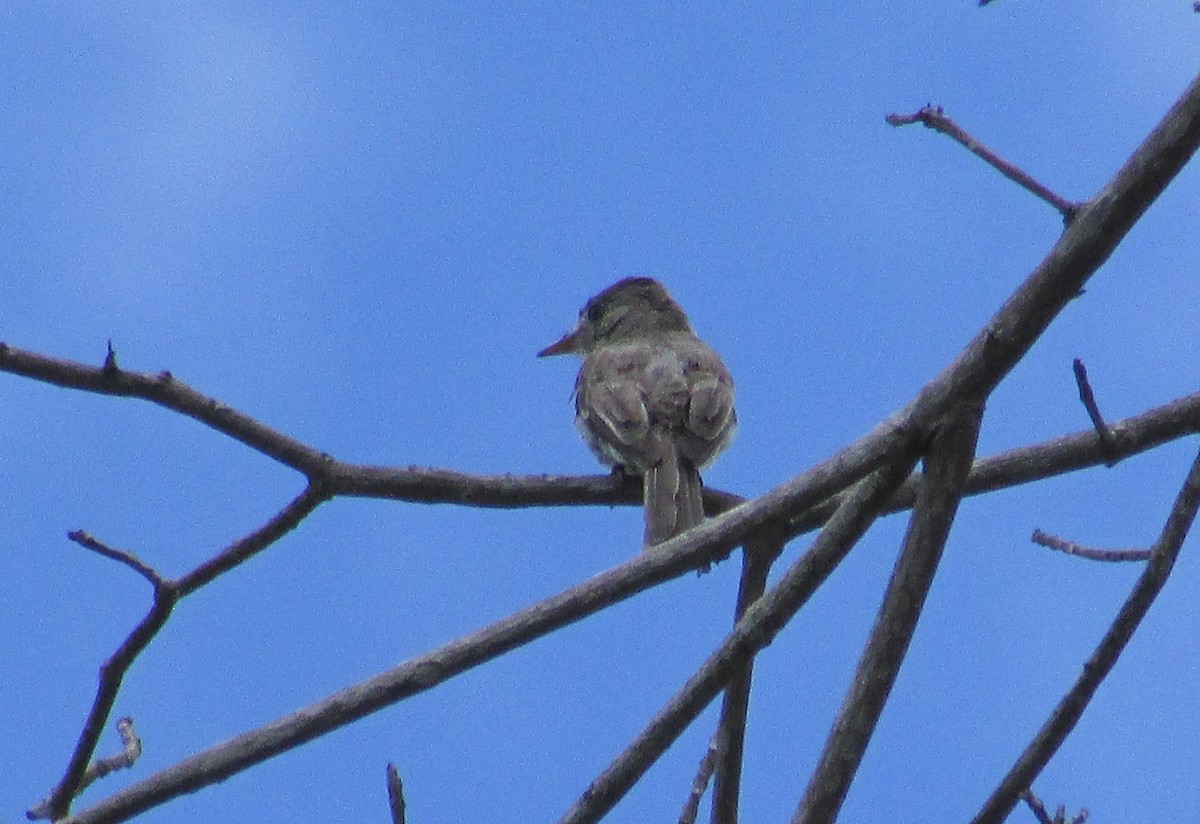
[585,301,604,323]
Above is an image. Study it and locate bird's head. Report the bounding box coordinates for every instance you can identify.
[537,277,693,357]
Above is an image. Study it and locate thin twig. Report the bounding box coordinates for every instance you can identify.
[27,719,142,821]
[794,402,983,824]
[1021,790,1054,824]
[34,532,164,819]
[78,719,142,797]
[886,105,1080,220]
[386,763,406,824]
[1072,359,1116,462]
[31,527,178,824]
[1021,789,1088,824]
[35,593,176,820]
[177,483,329,594]
[67,532,165,588]
[678,736,719,824]
[1072,359,1109,437]
[973,447,1200,823]
[33,487,326,820]
[102,341,118,373]
[1031,529,1151,562]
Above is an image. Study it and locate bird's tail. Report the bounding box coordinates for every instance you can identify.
[643,443,705,546]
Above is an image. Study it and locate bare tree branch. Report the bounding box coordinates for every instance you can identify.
[46,389,1199,824]
[4,341,1199,524]
[0,343,327,473]
[12,68,1200,824]
[41,392,1182,823]
[33,566,178,820]
[678,736,719,824]
[794,402,983,823]
[559,454,923,824]
[973,447,1200,823]
[386,763,406,824]
[54,498,782,824]
[31,486,325,820]
[1030,528,1151,562]
[40,367,910,824]
[791,389,1200,536]
[1071,358,1116,461]
[709,535,784,824]
[177,483,329,594]
[1021,789,1089,824]
[886,105,1080,219]
[783,69,1200,547]
[27,719,142,821]
[66,532,166,589]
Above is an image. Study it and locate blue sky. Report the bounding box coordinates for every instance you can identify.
[2,4,1198,822]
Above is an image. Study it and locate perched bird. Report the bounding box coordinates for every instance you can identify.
[538,277,736,545]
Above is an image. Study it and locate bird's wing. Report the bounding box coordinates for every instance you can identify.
[681,344,736,466]
[583,378,650,447]
[688,375,735,442]
[575,350,654,468]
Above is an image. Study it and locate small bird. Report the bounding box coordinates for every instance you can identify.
[539,277,736,545]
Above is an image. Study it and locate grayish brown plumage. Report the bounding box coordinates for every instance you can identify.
[539,277,736,545]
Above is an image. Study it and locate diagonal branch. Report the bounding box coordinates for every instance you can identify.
[55,495,798,824]
[558,453,923,824]
[789,389,1200,536]
[1071,358,1116,461]
[35,572,178,820]
[386,763,406,824]
[886,104,1080,219]
[177,483,330,594]
[678,736,720,824]
[794,402,983,824]
[972,447,1200,824]
[27,719,142,821]
[776,69,1200,551]
[0,343,326,473]
[66,532,166,588]
[32,485,326,820]
[709,533,785,824]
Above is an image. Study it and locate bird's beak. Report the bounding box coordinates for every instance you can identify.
[537,329,581,357]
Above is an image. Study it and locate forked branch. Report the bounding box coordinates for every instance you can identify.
[973,447,1200,823]
[559,455,923,824]
[794,402,983,823]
